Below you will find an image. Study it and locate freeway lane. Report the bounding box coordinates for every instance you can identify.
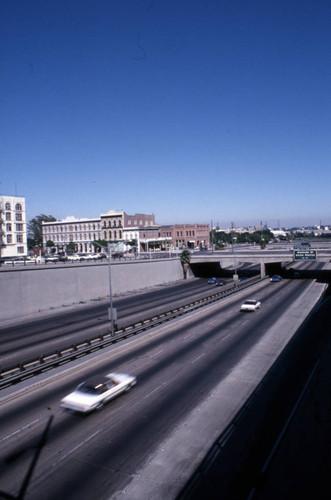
[0,278,235,371]
[0,277,324,500]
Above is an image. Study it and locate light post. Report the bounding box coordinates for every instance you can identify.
[231,222,238,281]
[94,241,117,336]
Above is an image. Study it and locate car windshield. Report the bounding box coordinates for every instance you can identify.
[77,381,108,395]
[244,300,256,305]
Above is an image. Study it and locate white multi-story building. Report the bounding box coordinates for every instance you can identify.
[42,216,102,254]
[0,195,27,258]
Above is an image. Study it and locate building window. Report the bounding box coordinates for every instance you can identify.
[16,234,23,243]
[6,212,11,221]
[114,230,117,239]
[109,230,112,239]
[15,203,22,211]
[104,231,107,239]
[7,234,12,243]
[119,230,122,238]
[16,224,23,231]
[6,223,12,231]
[5,202,11,210]
[15,213,22,221]
[17,246,24,254]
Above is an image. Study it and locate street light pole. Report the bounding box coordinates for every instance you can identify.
[107,242,115,336]
[94,241,116,335]
[231,222,238,281]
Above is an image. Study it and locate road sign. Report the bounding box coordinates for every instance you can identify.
[295,241,311,250]
[294,250,316,261]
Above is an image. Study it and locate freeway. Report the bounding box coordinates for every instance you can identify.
[0,277,249,372]
[0,275,325,500]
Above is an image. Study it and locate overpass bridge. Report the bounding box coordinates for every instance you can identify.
[190,247,331,278]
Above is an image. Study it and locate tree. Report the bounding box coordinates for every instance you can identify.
[92,239,108,252]
[66,241,76,253]
[28,214,57,248]
[180,249,191,279]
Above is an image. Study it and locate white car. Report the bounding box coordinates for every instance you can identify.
[240,299,261,312]
[60,372,137,413]
[67,254,80,262]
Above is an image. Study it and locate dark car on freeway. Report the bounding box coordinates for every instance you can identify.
[270,275,282,282]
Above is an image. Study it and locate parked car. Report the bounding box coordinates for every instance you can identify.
[78,253,93,261]
[3,257,26,265]
[270,275,282,282]
[44,254,59,262]
[240,299,261,312]
[208,277,218,284]
[67,254,80,262]
[61,372,137,414]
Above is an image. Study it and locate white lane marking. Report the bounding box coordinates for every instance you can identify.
[58,430,102,462]
[191,353,207,364]
[143,381,169,400]
[241,320,249,326]
[219,332,233,343]
[1,418,41,442]
[151,349,164,357]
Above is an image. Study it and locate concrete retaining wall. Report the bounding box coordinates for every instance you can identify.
[0,258,189,321]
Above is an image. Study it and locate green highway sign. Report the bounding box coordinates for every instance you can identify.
[294,250,317,261]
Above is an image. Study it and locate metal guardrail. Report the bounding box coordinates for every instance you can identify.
[0,277,263,389]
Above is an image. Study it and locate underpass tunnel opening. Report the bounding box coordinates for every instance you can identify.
[189,262,223,278]
[284,266,331,284]
[265,262,284,277]
[189,262,260,279]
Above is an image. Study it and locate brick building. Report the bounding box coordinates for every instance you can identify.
[160,224,210,249]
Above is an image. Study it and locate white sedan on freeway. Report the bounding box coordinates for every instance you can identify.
[240,299,261,312]
[61,372,137,413]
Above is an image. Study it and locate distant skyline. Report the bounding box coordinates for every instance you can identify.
[2,1,331,228]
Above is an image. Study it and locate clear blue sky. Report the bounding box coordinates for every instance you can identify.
[1,0,331,228]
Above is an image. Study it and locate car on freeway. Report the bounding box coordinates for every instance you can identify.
[208,277,218,284]
[240,299,261,312]
[270,275,282,282]
[60,372,137,413]
[216,279,226,286]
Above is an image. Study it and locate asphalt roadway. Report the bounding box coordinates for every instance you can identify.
[1,271,330,500]
[177,284,331,500]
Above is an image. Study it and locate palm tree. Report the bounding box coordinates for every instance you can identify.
[180,249,191,279]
